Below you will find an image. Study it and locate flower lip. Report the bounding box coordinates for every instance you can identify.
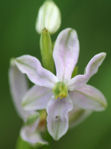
[53,81,68,99]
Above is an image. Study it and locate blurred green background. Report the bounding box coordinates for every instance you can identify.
[0,0,111,148]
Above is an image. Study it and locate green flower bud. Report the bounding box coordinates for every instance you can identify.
[36,0,61,34]
[40,28,54,72]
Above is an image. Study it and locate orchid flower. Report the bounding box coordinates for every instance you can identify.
[12,28,107,140]
[9,62,48,145]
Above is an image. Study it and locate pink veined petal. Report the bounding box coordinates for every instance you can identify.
[69,84,107,111]
[53,28,79,81]
[22,85,52,111]
[15,55,58,89]
[9,62,30,121]
[68,52,106,90]
[47,97,73,140]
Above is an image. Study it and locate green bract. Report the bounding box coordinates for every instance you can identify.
[40,28,54,72]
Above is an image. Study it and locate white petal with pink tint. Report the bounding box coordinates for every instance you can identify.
[47,97,73,140]
[53,28,79,81]
[9,62,30,121]
[15,55,58,88]
[69,84,107,111]
[21,120,48,145]
[68,52,106,90]
[22,85,52,111]
[85,52,106,80]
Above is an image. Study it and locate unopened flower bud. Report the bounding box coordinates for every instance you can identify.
[36,0,61,34]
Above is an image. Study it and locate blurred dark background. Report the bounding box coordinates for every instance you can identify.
[0,0,111,148]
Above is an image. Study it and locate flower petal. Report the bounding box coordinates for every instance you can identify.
[85,52,106,79]
[47,97,73,140]
[69,84,107,111]
[68,74,86,91]
[69,107,92,128]
[22,85,52,111]
[15,55,58,88]
[21,123,48,145]
[9,61,30,121]
[53,28,79,81]
[69,52,106,90]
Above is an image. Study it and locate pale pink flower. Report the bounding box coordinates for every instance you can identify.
[11,28,107,140]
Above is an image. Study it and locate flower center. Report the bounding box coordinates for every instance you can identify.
[53,82,68,99]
